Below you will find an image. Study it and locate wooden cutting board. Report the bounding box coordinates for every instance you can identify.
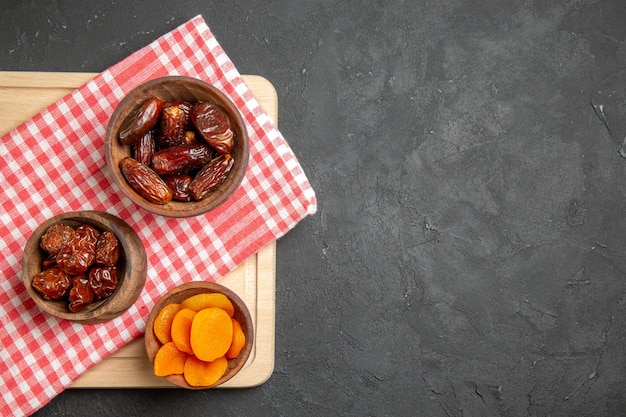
[0,71,276,388]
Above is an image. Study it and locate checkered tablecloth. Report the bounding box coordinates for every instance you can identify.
[0,15,316,416]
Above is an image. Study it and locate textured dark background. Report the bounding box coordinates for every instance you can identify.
[2,1,626,416]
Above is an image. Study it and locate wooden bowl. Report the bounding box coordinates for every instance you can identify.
[145,281,254,389]
[21,210,147,324]
[104,76,249,218]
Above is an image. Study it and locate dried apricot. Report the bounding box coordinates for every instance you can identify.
[184,355,228,387]
[226,318,246,359]
[190,307,233,362]
[153,342,187,377]
[170,308,196,355]
[180,293,234,316]
[153,303,181,345]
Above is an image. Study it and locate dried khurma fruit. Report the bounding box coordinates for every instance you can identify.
[189,102,234,154]
[40,224,74,254]
[56,224,99,275]
[133,131,156,166]
[32,267,72,301]
[89,266,118,300]
[156,102,192,149]
[189,154,234,201]
[95,231,120,266]
[151,144,215,176]
[119,157,173,205]
[68,275,94,312]
[162,174,193,202]
[32,222,121,312]
[118,97,165,145]
[118,97,237,205]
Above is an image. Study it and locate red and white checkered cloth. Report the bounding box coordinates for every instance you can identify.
[0,15,316,417]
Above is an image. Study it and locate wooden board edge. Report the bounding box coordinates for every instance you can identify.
[0,72,278,111]
[0,71,97,88]
[220,242,276,388]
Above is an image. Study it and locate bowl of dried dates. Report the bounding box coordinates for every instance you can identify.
[105,76,249,217]
[21,210,147,324]
[144,281,254,389]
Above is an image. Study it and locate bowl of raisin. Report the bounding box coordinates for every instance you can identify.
[104,76,249,218]
[21,210,147,324]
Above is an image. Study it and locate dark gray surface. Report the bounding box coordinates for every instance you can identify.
[2,1,626,416]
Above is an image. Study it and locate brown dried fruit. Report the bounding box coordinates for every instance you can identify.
[88,266,119,300]
[182,130,198,145]
[190,102,234,154]
[77,224,101,241]
[119,157,173,205]
[40,223,74,255]
[118,97,165,145]
[95,230,120,266]
[68,275,94,312]
[189,154,234,201]
[33,223,124,312]
[32,267,72,301]
[56,225,99,275]
[132,130,156,166]
[151,144,215,176]
[162,174,193,202]
[156,103,191,149]
[169,101,193,121]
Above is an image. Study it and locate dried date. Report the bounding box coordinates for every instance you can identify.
[118,96,237,205]
[32,267,72,301]
[162,174,193,202]
[189,154,234,201]
[190,101,234,154]
[182,130,198,145]
[156,102,191,149]
[119,157,173,205]
[118,97,165,145]
[151,144,215,176]
[132,130,156,166]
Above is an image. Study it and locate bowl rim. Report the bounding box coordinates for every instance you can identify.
[21,210,147,324]
[104,75,250,218]
[144,281,255,389]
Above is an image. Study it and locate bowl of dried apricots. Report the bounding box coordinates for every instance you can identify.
[145,281,254,389]
[21,210,147,324]
[105,75,249,218]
